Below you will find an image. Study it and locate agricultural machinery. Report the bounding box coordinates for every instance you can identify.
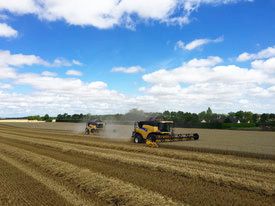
[84,119,104,135]
[132,117,199,147]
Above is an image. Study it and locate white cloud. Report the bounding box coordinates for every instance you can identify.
[2,47,275,116]
[41,71,57,77]
[66,69,82,76]
[175,36,224,51]
[0,0,251,29]
[48,58,83,67]
[143,56,223,85]
[0,50,82,68]
[185,56,222,67]
[141,55,275,112]
[72,59,83,66]
[0,14,8,20]
[0,23,18,38]
[143,56,270,86]
[0,67,17,79]
[237,46,275,61]
[0,83,11,89]
[0,0,38,14]
[111,66,144,74]
[251,57,275,73]
[0,50,46,67]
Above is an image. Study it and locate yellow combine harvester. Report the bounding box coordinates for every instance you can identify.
[132,117,199,147]
[84,119,104,135]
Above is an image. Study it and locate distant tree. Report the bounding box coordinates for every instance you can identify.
[243,111,253,123]
[28,115,41,121]
[205,107,213,123]
[198,111,206,121]
[42,114,52,122]
[235,111,245,123]
[224,117,233,123]
[260,113,269,124]
[269,113,275,120]
[252,114,259,124]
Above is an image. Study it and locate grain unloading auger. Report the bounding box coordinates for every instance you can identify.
[131,118,199,147]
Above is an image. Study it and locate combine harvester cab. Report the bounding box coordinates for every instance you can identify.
[84,119,104,135]
[132,117,199,147]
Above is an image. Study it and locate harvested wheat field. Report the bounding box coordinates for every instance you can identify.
[0,123,275,206]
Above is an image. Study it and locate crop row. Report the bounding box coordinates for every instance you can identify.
[1,133,274,196]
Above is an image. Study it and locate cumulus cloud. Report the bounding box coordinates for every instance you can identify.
[175,36,224,51]
[0,50,82,68]
[251,57,275,73]
[41,71,57,77]
[0,0,38,14]
[0,23,18,38]
[111,66,144,74]
[0,0,251,29]
[141,55,275,112]
[237,46,275,61]
[2,48,275,116]
[143,56,271,86]
[66,69,82,76]
[0,67,17,79]
[0,50,46,67]
[0,83,11,89]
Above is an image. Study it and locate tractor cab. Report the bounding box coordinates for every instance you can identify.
[158,121,173,133]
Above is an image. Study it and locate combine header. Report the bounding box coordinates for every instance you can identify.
[132,117,199,147]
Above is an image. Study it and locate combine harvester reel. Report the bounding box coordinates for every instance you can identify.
[132,117,199,148]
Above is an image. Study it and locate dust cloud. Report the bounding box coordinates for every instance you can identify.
[101,123,133,142]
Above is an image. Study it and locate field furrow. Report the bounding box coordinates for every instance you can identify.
[1,126,274,174]
[0,157,71,206]
[0,142,182,206]
[0,153,94,206]
[1,131,275,196]
[0,124,274,206]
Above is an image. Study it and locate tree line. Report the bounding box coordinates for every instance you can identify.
[27,108,275,130]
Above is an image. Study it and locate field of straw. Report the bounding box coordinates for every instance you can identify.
[0,123,275,205]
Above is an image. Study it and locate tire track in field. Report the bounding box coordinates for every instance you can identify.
[1,132,274,196]
[0,142,182,206]
[1,127,275,174]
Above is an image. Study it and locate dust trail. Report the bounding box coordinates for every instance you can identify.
[101,123,133,141]
[71,123,86,134]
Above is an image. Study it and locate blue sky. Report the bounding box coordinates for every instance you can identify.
[0,0,275,117]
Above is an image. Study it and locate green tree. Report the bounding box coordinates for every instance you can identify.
[42,114,51,122]
[205,107,213,123]
[198,111,206,121]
